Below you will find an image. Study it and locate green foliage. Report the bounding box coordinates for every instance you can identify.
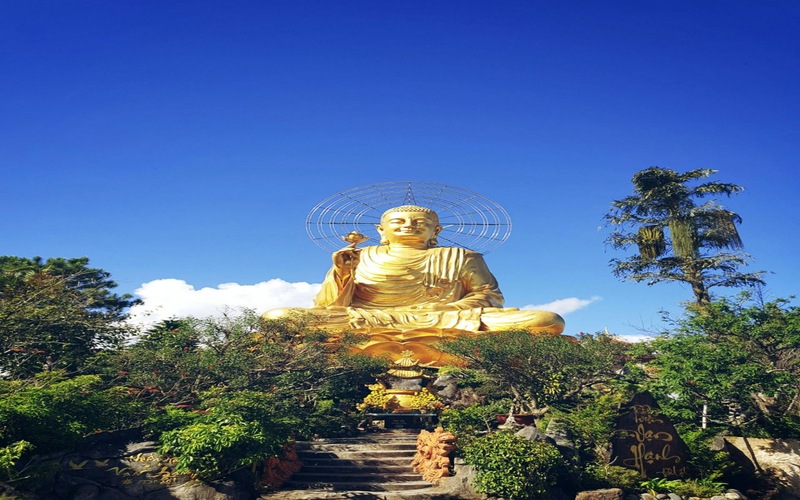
[159,413,284,480]
[641,477,726,496]
[142,406,202,438]
[464,431,562,499]
[580,463,642,491]
[641,294,800,435]
[0,440,33,482]
[439,400,510,449]
[677,425,740,482]
[605,167,764,306]
[641,477,671,495]
[110,311,386,413]
[440,331,629,417]
[0,257,136,377]
[0,375,141,453]
[553,391,629,456]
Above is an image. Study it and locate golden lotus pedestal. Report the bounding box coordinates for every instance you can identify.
[345,326,479,368]
[340,327,480,414]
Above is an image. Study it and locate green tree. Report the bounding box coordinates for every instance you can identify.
[0,257,138,377]
[604,167,764,306]
[440,331,629,420]
[111,311,384,411]
[641,294,800,435]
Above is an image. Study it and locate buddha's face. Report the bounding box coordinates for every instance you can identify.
[377,210,442,248]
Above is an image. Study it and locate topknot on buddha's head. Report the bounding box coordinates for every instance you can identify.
[381,205,439,224]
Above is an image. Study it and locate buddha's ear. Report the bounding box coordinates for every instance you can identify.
[434,225,443,235]
[376,224,389,245]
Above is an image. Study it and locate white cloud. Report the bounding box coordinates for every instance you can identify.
[127,281,603,333]
[521,296,602,315]
[127,278,320,329]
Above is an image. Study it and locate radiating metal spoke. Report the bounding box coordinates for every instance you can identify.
[306,181,511,253]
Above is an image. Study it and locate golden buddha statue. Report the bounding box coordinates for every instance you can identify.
[264,204,564,366]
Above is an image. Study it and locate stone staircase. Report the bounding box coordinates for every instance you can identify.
[265,429,437,498]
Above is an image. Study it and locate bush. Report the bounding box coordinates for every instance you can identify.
[439,400,509,450]
[580,463,643,491]
[159,413,285,480]
[667,478,727,497]
[677,425,739,482]
[464,430,562,499]
[0,375,141,453]
[0,440,33,482]
[142,406,201,438]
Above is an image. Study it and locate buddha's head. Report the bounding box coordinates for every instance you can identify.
[377,205,442,248]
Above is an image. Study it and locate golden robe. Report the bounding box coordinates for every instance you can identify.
[313,246,506,332]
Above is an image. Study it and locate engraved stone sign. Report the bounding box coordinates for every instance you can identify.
[610,391,689,478]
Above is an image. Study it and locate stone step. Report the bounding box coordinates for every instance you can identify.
[291,471,423,483]
[282,480,434,492]
[300,457,413,468]
[301,434,418,444]
[298,449,416,459]
[298,442,418,452]
[297,463,414,474]
[269,430,432,497]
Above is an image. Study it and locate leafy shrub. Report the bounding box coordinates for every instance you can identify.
[667,478,727,497]
[439,400,509,450]
[159,413,284,480]
[641,477,726,497]
[464,430,562,499]
[0,440,33,482]
[142,406,201,438]
[0,375,140,453]
[580,463,643,491]
[677,425,739,482]
[554,392,628,454]
[299,399,360,439]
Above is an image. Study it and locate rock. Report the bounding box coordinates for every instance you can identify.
[19,435,258,500]
[515,425,555,444]
[545,418,575,451]
[725,489,747,499]
[640,494,658,500]
[432,462,483,499]
[432,375,458,400]
[574,488,624,500]
[710,496,727,500]
[710,431,730,451]
[724,437,800,497]
[167,480,255,500]
[611,393,690,479]
[667,494,682,500]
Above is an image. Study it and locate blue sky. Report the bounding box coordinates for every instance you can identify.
[2,1,798,338]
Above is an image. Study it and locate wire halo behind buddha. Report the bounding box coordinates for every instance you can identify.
[305,181,512,254]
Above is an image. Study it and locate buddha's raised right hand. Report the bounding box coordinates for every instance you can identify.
[332,247,361,273]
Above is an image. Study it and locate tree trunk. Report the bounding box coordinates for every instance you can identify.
[684,263,710,307]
